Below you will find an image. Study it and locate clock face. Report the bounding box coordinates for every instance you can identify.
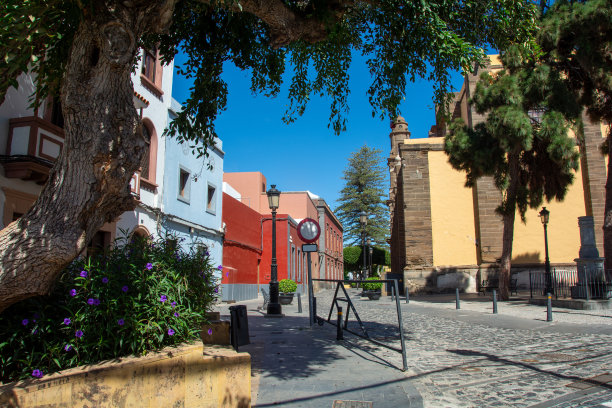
[297,219,320,243]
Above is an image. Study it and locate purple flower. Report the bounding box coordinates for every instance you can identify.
[214,287,219,293]
[207,328,213,336]
[205,251,209,256]
[146,262,153,270]
[122,285,129,293]
[217,265,223,271]
[31,369,43,378]
[87,298,95,305]
[22,319,29,326]
[167,328,175,336]
[171,301,177,308]
[63,318,71,325]
[102,277,109,284]
[80,270,88,278]
[64,344,72,352]
[225,271,229,277]
[32,328,38,335]
[117,318,125,326]
[160,295,167,303]
[93,299,100,306]
[75,330,83,338]
[70,289,77,297]
[174,312,179,317]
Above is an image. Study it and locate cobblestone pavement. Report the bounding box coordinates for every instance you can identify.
[313,288,612,408]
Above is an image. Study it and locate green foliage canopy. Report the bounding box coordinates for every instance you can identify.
[0,0,539,158]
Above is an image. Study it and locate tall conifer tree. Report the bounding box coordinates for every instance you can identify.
[445,46,582,299]
[336,145,389,248]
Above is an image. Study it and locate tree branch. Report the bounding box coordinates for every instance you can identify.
[203,0,362,48]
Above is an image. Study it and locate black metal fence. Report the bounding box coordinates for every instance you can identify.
[529,268,612,300]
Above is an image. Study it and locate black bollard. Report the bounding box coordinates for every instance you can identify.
[405,287,410,304]
[455,288,460,310]
[336,306,343,340]
[297,292,302,313]
[546,293,553,322]
[493,290,498,314]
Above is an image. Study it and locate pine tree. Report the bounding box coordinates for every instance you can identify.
[336,146,390,249]
[445,46,582,300]
[537,0,612,269]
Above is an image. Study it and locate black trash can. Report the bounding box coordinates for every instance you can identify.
[229,305,250,351]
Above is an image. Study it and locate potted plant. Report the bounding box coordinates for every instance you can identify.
[362,277,382,300]
[278,279,297,305]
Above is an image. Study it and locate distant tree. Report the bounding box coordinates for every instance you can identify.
[445,46,582,300]
[343,245,390,279]
[537,0,612,268]
[336,146,389,249]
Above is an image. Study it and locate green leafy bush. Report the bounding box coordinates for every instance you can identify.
[278,279,297,293]
[0,233,219,383]
[362,277,383,291]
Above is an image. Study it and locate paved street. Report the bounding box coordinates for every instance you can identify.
[216,289,612,407]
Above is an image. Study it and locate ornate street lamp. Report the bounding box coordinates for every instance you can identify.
[267,185,282,315]
[539,207,552,295]
[359,211,368,279]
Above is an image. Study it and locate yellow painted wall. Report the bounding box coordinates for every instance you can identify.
[512,165,585,264]
[428,149,478,266]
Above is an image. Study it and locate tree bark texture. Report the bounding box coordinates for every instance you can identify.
[0,1,177,313]
[498,151,520,301]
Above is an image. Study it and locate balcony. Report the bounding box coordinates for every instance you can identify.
[2,116,64,184]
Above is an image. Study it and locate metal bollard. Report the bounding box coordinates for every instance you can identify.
[312,297,317,319]
[297,292,302,313]
[455,288,460,309]
[336,306,343,340]
[493,290,498,314]
[546,293,553,322]
[405,287,410,304]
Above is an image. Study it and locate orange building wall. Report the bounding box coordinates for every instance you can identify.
[223,172,267,213]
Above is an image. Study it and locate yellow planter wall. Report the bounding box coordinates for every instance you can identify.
[0,342,250,408]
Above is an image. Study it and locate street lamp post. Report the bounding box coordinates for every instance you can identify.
[539,207,552,295]
[367,238,372,277]
[267,185,282,315]
[359,211,368,279]
[368,241,373,277]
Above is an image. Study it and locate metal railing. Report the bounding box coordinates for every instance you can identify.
[529,267,612,300]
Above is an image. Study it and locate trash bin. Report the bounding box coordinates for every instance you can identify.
[229,305,250,351]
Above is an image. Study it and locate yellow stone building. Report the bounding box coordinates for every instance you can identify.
[387,56,608,293]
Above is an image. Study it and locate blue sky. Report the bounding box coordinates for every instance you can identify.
[172,51,464,210]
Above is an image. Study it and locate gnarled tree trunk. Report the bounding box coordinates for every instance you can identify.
[0,1,176,313]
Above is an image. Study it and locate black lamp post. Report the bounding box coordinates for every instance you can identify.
[367,239,373,277]
[267,185,282,315]
[539,207,552,295]
[359,211,368,279]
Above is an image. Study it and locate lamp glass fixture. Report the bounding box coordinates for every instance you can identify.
[359,211,368,225]
[539,207,549,225]
[267,184,280,210]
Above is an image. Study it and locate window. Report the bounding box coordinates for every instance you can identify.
[142,48,157,83]
[206,183,217,214]
[178,168,191,202]
[140,124,151,180]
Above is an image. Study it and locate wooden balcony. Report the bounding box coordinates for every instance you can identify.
[3,116,64,184]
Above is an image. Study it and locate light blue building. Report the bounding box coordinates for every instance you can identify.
[159,98,225,273]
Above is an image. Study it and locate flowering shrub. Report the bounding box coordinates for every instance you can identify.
[0,233,218,383]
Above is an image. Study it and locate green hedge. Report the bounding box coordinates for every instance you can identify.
[362,277,383,291]
[0,233,218,383]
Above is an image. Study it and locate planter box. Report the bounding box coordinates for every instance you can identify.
[0,342,250,407]
[279,293,294,305]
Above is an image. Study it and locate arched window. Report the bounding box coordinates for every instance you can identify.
[140,119,158,186]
